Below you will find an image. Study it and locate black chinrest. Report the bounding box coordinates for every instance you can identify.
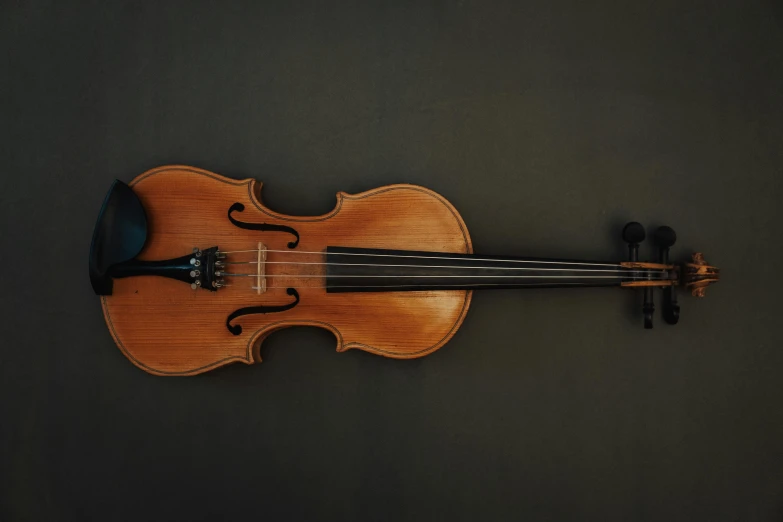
[89,180,148,295]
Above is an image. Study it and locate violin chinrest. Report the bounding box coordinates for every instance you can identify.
[89,180,148,295]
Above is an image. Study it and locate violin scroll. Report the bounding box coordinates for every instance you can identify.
[683,253,720,297]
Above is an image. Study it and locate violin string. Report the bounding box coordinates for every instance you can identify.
[250,282,663,290]
[214,251,669,289]
[217,249,626,268]
[220,260,646,272]
[219,273,664,279]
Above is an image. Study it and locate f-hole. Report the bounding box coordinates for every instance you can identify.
[225,288,300,335]
[227,203,300,248]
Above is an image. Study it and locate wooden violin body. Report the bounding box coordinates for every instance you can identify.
[91,165,719,376]
[98,166,474,375]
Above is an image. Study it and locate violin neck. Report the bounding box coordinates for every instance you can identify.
[325,247,666,292]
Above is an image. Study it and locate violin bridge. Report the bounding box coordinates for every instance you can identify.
[256,241,267,294]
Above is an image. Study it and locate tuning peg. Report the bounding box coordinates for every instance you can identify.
[662,287,680,324]
[622,221,646,243]
[654,226,677,264]
[643,289,654,329]
[621,222,653,328]
[652,226,680,325]
[654,225,676,248]
[622,222,646,261]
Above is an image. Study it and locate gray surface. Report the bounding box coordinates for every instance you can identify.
[2,2,782,520]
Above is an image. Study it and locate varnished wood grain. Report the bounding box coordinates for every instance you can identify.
[621,280,677,288]
[620,261,677,288]
[101,165,473,376]
[620,261,674,270]
[683,252,720,297]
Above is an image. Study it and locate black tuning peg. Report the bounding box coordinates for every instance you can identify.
[661,287,680,325]
[654,226,680,325]
[643,293,654,329]
[623,222,654,328]
[654,226,677,263]
[622,221,646,262]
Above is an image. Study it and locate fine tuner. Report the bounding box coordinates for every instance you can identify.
[89,165,720,376]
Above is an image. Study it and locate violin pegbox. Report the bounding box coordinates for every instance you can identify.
[621,223,720,328]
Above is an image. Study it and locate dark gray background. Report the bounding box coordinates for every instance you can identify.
[2,1,782,520]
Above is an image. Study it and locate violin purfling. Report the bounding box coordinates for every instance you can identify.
[89,165,720,376]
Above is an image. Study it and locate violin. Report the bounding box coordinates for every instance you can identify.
[89,165,720,376]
